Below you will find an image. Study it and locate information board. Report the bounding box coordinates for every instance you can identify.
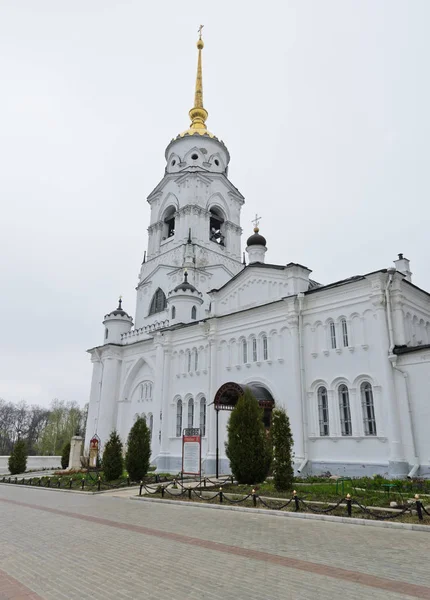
[182,429,201,476]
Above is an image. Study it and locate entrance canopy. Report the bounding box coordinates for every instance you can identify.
[213,381,274,411]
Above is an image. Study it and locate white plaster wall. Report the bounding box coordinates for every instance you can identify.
[0,456,62,473]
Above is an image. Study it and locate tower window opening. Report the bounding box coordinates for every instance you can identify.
[149,288,167,315]
[191,153,198,160]
[214,159,219,166]
[172,306,176,319]
[171,159,176,166]
[209,207,225,246]
[191,306,197,320]
[105,328,108,340]
[163,206,176,239]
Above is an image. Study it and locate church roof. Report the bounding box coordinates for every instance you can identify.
[246,226,267,247]
[104,298,132,320]
[172,271,199,294]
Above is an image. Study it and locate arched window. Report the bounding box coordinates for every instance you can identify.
[187,350,191,373]
[317,386,329,436]
[209,207,225,246]
[361,382,377,435]
[341,319,349,347]
[149,288,167,315]
[191,305,197,320]
[176,400,182,437]
[242,339,248,364]
[194,348,198,372]
[139,384,144,401]
[200,398,206,436]
[330,322,337,349]
[172,305,176,319]
[188,398,194,428]
[252,338,257,362]
[262,335,268,360]
[148,413,153,438]
[338,385,352,436]
[162,206,175,239]
[105,328,109,340]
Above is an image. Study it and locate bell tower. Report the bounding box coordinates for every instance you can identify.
[135,30,244,329]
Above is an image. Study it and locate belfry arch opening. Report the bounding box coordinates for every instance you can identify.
[162,206,176,240]
[209,207,225,246]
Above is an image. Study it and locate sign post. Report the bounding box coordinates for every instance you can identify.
[182,428,201,481]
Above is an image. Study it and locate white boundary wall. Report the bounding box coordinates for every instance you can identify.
[0,456,61,473]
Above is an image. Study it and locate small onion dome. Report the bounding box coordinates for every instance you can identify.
[247,226,266,247]
[104,298,132,320]
[173,271,197,293]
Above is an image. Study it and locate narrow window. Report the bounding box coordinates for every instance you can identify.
[105,328,108,340]
[172,306,176,319]
[361,382,377,435]
[242,339,248,364]
[200,398,206,436]
[194,349,198,371]
[341,319,349,347]
[191,306,197,320]
[338,385,352,436]
[188,399,194,428]
[176,400,182,437]
[330,322,337,349]
[145,383,148,399]
[317,386,329,436]
[252,338,257,362]
[139,384,144,401]
[262,335,268,360]
[187,351,191,373]
[148,413,153,437]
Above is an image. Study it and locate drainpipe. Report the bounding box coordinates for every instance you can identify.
[385,269,419,478]
[385,268,396,353]
[297,293,308,474]
[391,359,419,478]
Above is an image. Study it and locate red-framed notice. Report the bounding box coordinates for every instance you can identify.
[182,428,201,476]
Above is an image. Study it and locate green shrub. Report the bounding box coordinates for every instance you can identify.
[225,389,272,484]
[61,442,71,470]
[102,431,123,481]
[125,417,151,481]
[271,407,294,491]
[9,440,28,475]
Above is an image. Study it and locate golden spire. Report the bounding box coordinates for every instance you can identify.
[178,26,215,138]
[188,25,208,132]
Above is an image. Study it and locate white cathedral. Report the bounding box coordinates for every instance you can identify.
[85,34,430,479]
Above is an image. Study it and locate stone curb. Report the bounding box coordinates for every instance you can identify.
[130,495,430,532]
[0,482,142,496]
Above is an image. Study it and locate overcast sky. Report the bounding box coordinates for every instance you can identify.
[0,1,429,408]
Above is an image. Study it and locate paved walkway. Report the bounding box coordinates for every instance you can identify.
[0,485,429,599]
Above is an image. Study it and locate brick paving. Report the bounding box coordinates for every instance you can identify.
[0,568,42,599]
[0,485,429,599]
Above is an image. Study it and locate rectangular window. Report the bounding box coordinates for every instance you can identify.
[200,399,206,437]
[188,400,194,428]
[342,319,349,347]
[361,383,377,436]
[242,340,248,364]
[263,336,268,360]
[252,338,257,362]
[176,402,182,437]
[330,322,337,349]
[317,387,329,436]
[339,386,352,436]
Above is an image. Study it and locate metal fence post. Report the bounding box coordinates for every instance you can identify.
[58,477,61,488]
[69,478,73,489]
[98,477,101,492]
[188,487,192,500]
[219,487,223,503]
[293,490,300,512]
[252,489,257,507]
[139,481,143,496]
[346,493,352,517]
[415,495,423,521]
[161,485,165,498]
[81,478,85,491]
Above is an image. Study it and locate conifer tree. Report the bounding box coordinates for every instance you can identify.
[125,417,151,481]
[8,439,28,475]
[61,442,71,469]
[102,431,123,481]
[225,389,272,484]
[271,407,294,491]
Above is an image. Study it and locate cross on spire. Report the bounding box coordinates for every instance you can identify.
[198,24,204,39]
[252,214,261,229]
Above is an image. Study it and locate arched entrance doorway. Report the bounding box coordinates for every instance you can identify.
[213,381,275,477]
